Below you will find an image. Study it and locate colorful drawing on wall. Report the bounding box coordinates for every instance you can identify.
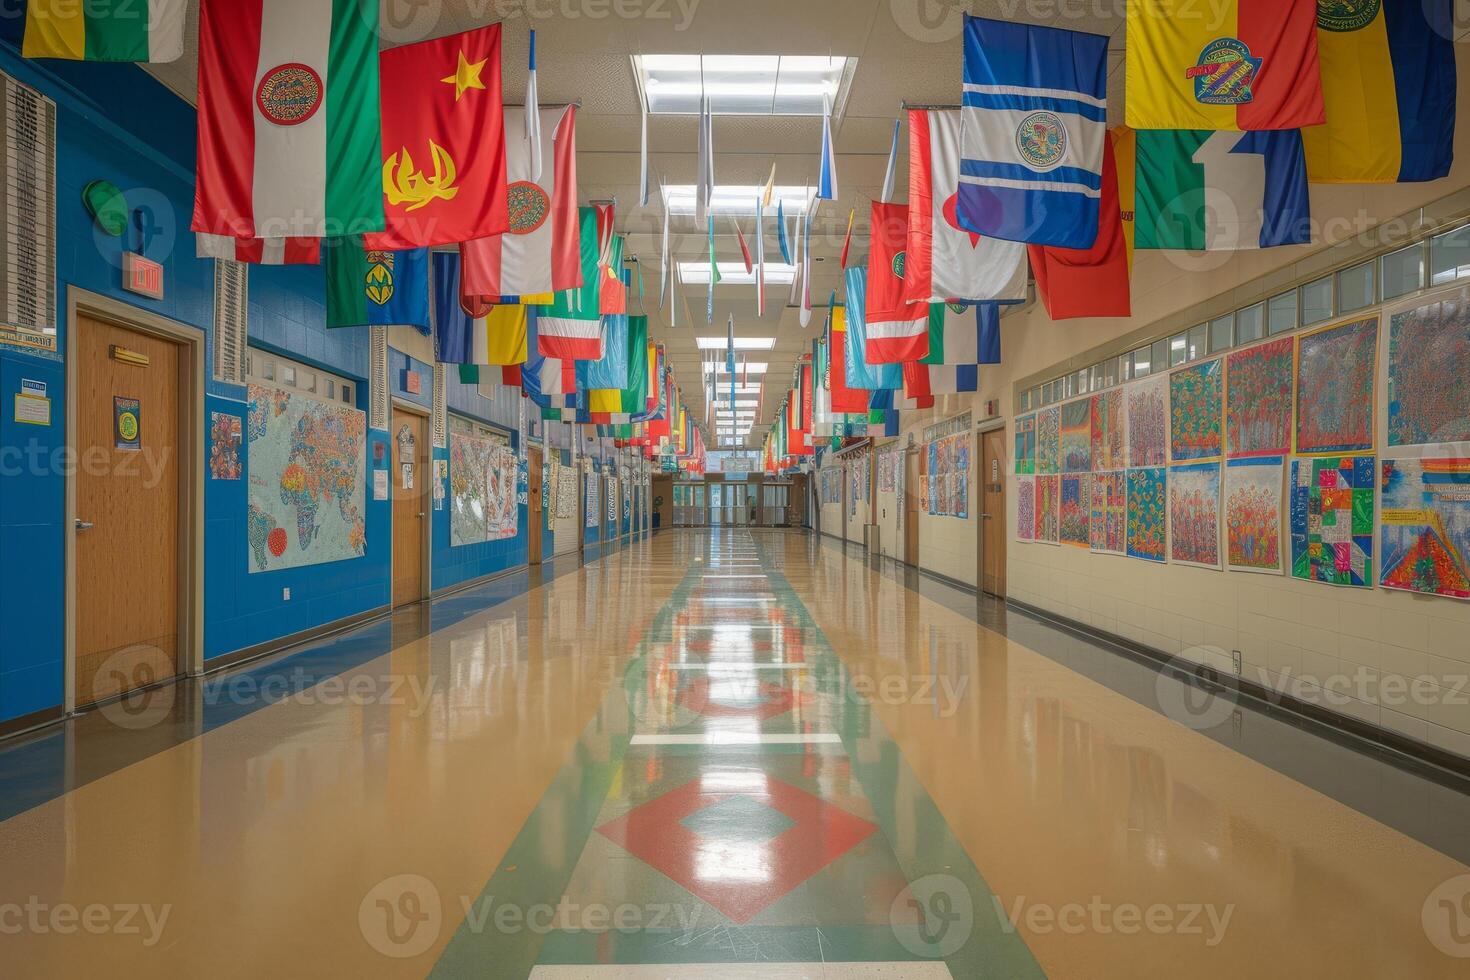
[585,473,599,528]
[1035,474,1060,544]
[450,431,518,546]
[1224,457,1284,574]
[1295,316,1378,454]
[1060,400,1092,473]
[1090,389,1126,472]
[1289,455,1375,588]
[1060,475,1091,548]
[1169,359,1223,462]
[925,433,971,518]
[1015,414,1037,475]
[1126,467,1166,562]
[1226,338,1293,457]
[209,411,242,481]
[1169,462,1222,569]
[555,462,578,519]
[1379,458,1470,600]
[1036,406,1060,475]
[1387,297,1470,447]
[1090,471,1126,555]
[246,385,367,573]
[1128,375,1168,468]
[1016,476,1036,542]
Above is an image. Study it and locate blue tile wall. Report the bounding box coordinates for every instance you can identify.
[0,35,450,719]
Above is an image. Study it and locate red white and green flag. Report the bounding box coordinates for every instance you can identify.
[192,0,385,262]
[23,0,187,63]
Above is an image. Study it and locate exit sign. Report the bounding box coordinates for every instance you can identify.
[122,252,164,300]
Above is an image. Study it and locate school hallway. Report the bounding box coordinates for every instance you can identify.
[0,528,1466,978]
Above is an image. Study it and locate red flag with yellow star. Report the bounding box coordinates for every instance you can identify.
[365,24,508,249]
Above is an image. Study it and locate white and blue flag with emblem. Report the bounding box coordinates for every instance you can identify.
[957,15,1109,250]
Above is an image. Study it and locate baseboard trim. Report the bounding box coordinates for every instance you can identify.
[430,562,530,601]
[1005,598,1470,782]
[203,604,394,675]
[0,704,66,741]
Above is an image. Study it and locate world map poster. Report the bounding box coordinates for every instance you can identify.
[246,386,367,573]
[1379,458,1470,600]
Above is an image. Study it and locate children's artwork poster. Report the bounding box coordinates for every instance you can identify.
[1016,476,1036,542]
[1060,474,1090,548]
[1034,474,1060,544]
[1090,470,1126,555]
[555,462,578,519]
[449,431,517,545]
[1226,337,1294,457]
[1127,374,1168,468]
[1169,359,1223,462]
[607,476,618,521]
[1387,297,1470,447]
[1169,462,1222,569]
[1224,457,1285,575]
[585,473,599,528]
[1036,406,1060,475]
[209,411,242,480]
[1126,466,1167,563]
[1295,316,1378,454]
[433,459,447,511]
[1059,399,1092,473]
[1015,414,1037,475]
[1379,458,1470,600]
[878,447,900,492]
[1289,455,1375,588]
[1090,389,1126,472]
[114,396,141,451]
[925,433,970,518]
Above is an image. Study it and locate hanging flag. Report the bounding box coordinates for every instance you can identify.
[799,201,815,328]
[1028,130,1130,320]
[586,315,647,420]
[601,234,627,314]
[539,207,603,359]
[192,0,383,256]
[957,15,1108,249]
[880,117,901,203]
[907,108,1027,304]
[731,218,753,273]
[366,25,509,249]
[197,235,320,265]
[522,309,577,410]
[829,306,872,413]
[839,209,855,269]
[23,0,187,62]
[777,200,792,265]
[706,215,720,324]
[525,29,541,181]
[658,194,671,312]
[1305,4,1455,183]
[1125,0,1325,132]
[325,238,430,330]
[864,202,928,363]
[762,163,777,207]
[726,314,737,412]
[638,97,650,207]
[460,105,580,299]
[903,302,995,398]
[842,267,901,390]
[434,253,527,366]
[1133,129,1310,251]
[817,95,839,201]
[755,195,767,317]
[696,96,714,222]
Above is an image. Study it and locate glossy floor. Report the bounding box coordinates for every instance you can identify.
[1,530,1468,978]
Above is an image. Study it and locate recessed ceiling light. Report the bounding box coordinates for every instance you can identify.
[694,336,777,350]
[635,54,851,116]
[663,186,814,218]
[679,261,796,287]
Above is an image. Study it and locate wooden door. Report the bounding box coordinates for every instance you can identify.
[981,428,1007,597]
[75,315,181,706]
[391,410,427,607]
[904,449,920,566]
[527,446,543,564]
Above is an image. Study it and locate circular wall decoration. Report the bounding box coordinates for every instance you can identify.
[257,64,324,126]
[83,180,129,237]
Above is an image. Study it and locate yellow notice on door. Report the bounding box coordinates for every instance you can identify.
[15,393,50,426]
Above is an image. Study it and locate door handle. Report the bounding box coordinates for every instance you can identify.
[75,518,95,531]
[417,512,425,518]
[982,513,993,519]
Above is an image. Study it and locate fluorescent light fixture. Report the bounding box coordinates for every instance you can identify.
[707,362,768,375]
[694,336,777,350]
[679,260,796,286]
[664,185,813,218]
[635,54,850,116]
